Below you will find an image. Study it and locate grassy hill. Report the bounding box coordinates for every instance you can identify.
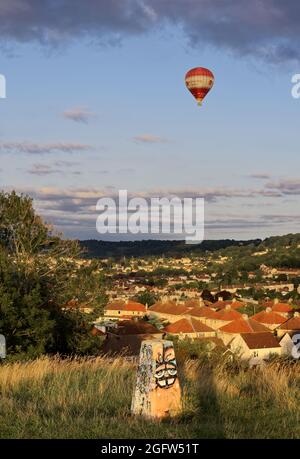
[0,355,299,439]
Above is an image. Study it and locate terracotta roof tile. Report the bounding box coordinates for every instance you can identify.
[214,307,242,321]
[251,308,286,325]
[163,317,214,334]
[240,332,281,349]
[219,318,269,334]
[211,300,231,309]
[124,301,146,312]
[262,301,295,313]
[149,301,191,316]
[272,303,294,313]
[105,300,145,312]
[278,315,300,331]
[213,300,245,310]
[188,306,217,319]
[105,299,126,311]
[149,301,176,313]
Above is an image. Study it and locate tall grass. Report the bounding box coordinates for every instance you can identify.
[0,355,299,439]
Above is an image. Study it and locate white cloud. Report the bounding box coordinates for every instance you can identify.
[63,107,96,124]
[0,141,92,154]
[133,134,167,144]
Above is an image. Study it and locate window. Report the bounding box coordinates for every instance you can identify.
[253,351,259,357]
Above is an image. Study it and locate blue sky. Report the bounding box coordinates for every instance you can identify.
[1,1,300,241]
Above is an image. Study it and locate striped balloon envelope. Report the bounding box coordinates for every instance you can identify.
[185,67,214,106]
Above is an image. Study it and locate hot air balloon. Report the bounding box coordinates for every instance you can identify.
[185,67,214,106]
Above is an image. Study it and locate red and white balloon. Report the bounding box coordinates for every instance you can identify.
[185,67,214,106]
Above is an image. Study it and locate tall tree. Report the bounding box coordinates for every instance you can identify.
[0,191,106,358]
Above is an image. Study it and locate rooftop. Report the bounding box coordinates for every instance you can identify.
[105,300,146,313]
[251,308,287,325]
[213,300,245,310]
[219,317,269,334]
[188,306,217,319]
[278,314,300,331]
[262,300,295,313]
[111,320,161,335]
[239,332,281,349]
[163,317,214,334]
[214,307,243,321]
[149,301,191,316]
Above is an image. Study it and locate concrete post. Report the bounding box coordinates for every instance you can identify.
[131,339,182,419]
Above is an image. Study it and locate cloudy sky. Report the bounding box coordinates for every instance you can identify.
[1,0,300,241]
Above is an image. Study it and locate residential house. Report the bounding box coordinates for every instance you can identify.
[211,298,245,311]
[279,332,300,356]
[148,301,192,323]
[209,306,243,330]
[218,315,269,345]
[229,332,282,366]
[100,320,163,357]
[251,307,287,330]
[262,299,295,318]
[276,312,300,338]
[187,306,217,328]
[163,317,215,340]
[271,302,295,318]
[103,300,146,321]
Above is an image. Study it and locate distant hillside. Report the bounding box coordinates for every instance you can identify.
[217,233,300,270]
[79,233,300,265]
[79,238,261,259]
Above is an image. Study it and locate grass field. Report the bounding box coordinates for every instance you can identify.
[0,355,299,439]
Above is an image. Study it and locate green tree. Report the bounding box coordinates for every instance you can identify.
[133,290,159,307]
[0,191,106,359]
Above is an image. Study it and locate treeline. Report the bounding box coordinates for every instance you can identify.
[80,238,261,259]
[81,234,300,270]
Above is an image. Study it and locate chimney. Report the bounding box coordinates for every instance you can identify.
[274,298,279,305]
[218,296,223,302]
[225,304,231,311]
[242,314,248,320]
[294,312,300,318]
[232,298,236,303]
[266,307,272,313]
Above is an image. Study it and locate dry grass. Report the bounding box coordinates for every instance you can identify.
[0,355,299,439]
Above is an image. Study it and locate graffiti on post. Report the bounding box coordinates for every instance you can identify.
[131,339,181,418]
[155,346,178,389]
